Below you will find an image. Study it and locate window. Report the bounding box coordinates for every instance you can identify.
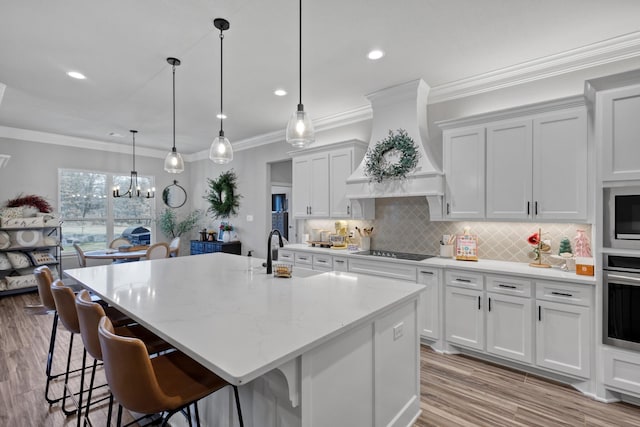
[59,169,155,253]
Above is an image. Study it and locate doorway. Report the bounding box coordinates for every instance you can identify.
[269,160,293,242]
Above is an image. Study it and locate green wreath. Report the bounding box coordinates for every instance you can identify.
[364,129,420,183]
[205,170,241,219]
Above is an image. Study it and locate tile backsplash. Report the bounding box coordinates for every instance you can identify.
[302,196,592,264]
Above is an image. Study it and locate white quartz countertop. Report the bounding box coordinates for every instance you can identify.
[283,243,596,285]
[65,253,425,385]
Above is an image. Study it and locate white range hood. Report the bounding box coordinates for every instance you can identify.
[345,79,444,219]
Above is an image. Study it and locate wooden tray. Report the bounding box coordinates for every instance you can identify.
[118,245,149,252]
[307,241,332,248]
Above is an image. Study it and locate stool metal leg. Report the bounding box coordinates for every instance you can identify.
[233,385,244,427]
[44,312,59,404]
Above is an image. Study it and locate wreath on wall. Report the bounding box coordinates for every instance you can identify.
[205,170,241,219]
[364,129,420,183]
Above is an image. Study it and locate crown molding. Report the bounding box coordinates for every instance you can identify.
[0,125,168,159]
[429,31,640,104]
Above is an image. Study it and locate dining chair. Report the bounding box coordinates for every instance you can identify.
[109,237,131,249]
[169,236,180,257]
[73,243,87,268]
[98,316,244,427]
[145,242,170,260]
[75,290,173,427]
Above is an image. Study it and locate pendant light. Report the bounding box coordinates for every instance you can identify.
[285,0,314,148]
[113,130,155,198]
[164,57,185,173]
[209,18,233,164]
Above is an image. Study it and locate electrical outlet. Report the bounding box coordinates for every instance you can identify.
[246,215,253,222]
[393,322,404,340]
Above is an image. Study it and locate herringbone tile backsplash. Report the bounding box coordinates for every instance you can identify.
[302,196,592,264]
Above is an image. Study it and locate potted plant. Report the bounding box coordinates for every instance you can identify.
[157,209,202,239]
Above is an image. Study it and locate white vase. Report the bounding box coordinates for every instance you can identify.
[223,231,231,243]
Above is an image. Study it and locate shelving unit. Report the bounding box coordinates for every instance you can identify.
[0,224,62,297]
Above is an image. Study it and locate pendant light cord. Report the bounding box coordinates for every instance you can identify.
[219,29,224,135]
[172,63,176,150]
[298,0,302,107]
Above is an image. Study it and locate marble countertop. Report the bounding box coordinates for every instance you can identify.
[65,253,425,385]
[283,243,596,285]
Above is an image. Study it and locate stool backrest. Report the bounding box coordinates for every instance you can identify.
[98,317,179,414]
[73,243,87,268]
[34,265,56,311]
[75,290,105,360]
[50,280,80,334]
[146,242,170,260]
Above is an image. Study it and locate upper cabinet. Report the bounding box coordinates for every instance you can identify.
[597,84,640,182]
[440,96,588,222]
[291,141,374,220]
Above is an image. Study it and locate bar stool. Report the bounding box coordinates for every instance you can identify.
[98,316,244,427]
[75,290,173,426]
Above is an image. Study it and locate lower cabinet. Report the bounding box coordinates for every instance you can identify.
[445,286,484,351]
[486,292,532,364]
[603,347,640,397]
[418,268,440,340]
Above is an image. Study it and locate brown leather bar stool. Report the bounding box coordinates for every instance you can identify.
[98,316,244,427]
[75,289,173,426]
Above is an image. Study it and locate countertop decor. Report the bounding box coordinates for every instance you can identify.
[364,129,419,183]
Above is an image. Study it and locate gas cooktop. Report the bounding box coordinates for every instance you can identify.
[354,250,434,261]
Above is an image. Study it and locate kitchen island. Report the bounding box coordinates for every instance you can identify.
[65,252,425,427]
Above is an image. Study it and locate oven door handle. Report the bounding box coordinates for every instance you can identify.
[607,273,640,286]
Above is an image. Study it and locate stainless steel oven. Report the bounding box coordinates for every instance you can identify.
[604,186,640,250]
[603,255,640,350]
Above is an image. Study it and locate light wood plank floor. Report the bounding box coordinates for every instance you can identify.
[2,291,640,426]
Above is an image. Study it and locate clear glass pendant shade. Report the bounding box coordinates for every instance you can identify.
[164,148,184,173]
[209,133,233,164]
[286,107,315,148]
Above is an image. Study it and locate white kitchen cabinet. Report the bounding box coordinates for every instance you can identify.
[603,347,640,396]
[294,252,313,267]
[312,253,333,271]
[598,83,640,181]
[292,152,329,218]
[445,286,484,351]
[332,256,349,272]
[535,280,591,379]
[486,292,532,364]
[418,268,440,340]
[329,147,375,219]
[485,109,587,221]
[348,258,417,282]
[443,126,485,219]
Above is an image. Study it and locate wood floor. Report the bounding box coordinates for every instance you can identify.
[2,291,640,426]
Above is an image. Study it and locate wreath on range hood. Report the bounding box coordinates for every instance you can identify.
[364,129,420,183]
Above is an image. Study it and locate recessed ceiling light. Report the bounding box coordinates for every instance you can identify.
[67,71,86,80]
[367,49,384,60]
[274,89,287,96]
[216,113,227,119]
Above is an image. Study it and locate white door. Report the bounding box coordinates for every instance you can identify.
[533,109,587,220]
[418,268,440,340]
[486,120,533,219]
[443,127,486,219]
[486,292,532,363]
[292,156,311,218]
[329,148,353,218]
[309,153,329,218]
[536,300,590,378]
[445,286,484,351]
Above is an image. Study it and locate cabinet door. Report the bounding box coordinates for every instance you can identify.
[292,156,311,218]
[533,109,587,220]
[486,120,533,219]
[418,268,440,340]
[599,84,640,181]
[536,300,590,378]
[486,292,532,363]
[309,153,330,218]
[443,127,485,219]
[445,286,484,350]
[329,148,353,218]
[333,256,348,272]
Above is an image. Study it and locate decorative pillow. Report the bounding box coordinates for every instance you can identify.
[28,250,57,266]
[5,274,37,290]
[0,253,11,270]
[0,231,10,250]
[6,252,32,269]
[0,207,24,219]
[9,230,43,247]
[0,279,6,291]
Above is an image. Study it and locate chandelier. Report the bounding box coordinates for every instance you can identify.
[113,130,155,198]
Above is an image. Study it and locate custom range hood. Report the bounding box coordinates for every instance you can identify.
[345,79,444,219]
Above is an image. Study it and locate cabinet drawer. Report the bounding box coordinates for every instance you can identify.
[278,250,295,262]
[333,256,348,272]
[349,258,417,282]
[535,281,592,306]
[604,347,640,395]
[295,252,313,266]
[445,270,484,290]
[313,254,333,270]
[487,275,532,297]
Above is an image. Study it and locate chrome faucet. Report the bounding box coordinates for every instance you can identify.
[266,229,284,274]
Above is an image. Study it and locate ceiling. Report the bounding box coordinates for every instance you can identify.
[1,0,640,156]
